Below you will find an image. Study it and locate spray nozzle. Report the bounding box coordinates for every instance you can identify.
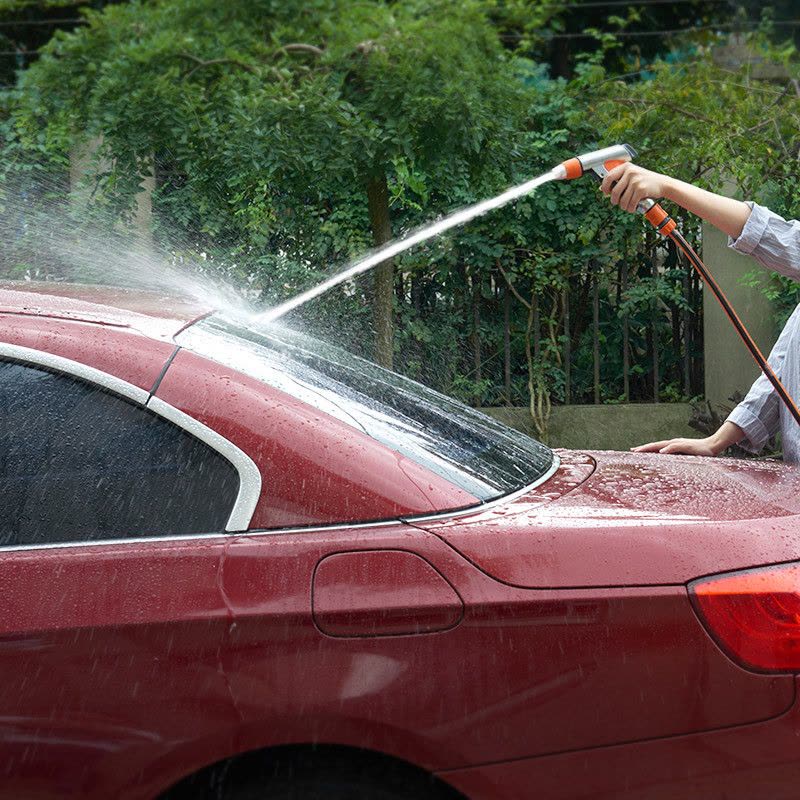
[554,143,637,182]
[554,143,665,219]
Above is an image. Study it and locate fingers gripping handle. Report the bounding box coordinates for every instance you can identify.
[558,144,676,235]
[557,144,799,426]
[591,154,675,231]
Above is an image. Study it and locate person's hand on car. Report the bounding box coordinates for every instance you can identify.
[631,437,719,456]
[632,422,745,456]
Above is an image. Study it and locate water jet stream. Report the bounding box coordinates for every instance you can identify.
[256,167,562,325]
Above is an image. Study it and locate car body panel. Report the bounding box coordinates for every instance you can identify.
[415,450,800,587]
[1,284,800,799]
[218,524,791,772]
[439,678,800,800]
[0,282,210,340]
[153,348,480,528]
[0,313,176,393]
[0,538,238,800]
[0,521,792,799]
[312,549,464,636]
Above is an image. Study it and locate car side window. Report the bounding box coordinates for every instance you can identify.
[0,359,240,547]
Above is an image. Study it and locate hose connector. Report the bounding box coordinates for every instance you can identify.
[643,202,677,236]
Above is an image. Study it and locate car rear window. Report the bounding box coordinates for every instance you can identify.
[177,315,554,500]
[176,315,555,502]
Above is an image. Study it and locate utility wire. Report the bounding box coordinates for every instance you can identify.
[2,16,798,55]
[499,19,800,40]
[539,0,733,7]
[0,19,84,28]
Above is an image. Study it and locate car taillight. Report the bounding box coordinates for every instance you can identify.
[690,562,800,673]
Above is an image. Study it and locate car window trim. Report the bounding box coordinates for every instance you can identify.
[400,452,562,524]
[0,459,565,553]
[0,341,261,534]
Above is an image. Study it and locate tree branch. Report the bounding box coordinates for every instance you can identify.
[497,262,531,310]
[178,52,258,79]
[277,43,324,57]
[611,96,718,126]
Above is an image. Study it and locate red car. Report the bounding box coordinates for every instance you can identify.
[1,281,800,800]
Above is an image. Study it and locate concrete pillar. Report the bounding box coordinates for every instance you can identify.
[702,219,779,407]
[702,41,787,407]
[69,136,154,243]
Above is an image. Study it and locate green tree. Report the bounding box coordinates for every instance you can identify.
[589,30,800,326]
[9,0,531,367]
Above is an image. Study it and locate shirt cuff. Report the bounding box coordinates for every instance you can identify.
[728,201,769,255]
[726,404,769,453]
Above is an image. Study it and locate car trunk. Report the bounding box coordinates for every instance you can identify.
[407,450,800,745]
[409,449,800,588]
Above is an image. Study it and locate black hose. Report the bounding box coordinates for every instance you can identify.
[669,228,800,428]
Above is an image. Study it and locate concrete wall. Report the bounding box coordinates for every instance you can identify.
[484,404,696,451]
[701,48,785,406]
[70,136,155,242]
[701,220,778,407]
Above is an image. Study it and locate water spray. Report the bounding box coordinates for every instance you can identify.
[256,141,800,428]
[255,168,563,325]
[255,146,640,326]
[557,143,800,428]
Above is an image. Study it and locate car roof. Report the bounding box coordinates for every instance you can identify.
[0,280,483,527]
[0,281,213,340]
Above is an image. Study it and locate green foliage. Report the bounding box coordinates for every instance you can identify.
[588,26,800,353]
[1,2,799,416]
[589,33,800,214]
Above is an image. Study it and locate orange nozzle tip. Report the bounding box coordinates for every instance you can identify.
[561,158,583,180]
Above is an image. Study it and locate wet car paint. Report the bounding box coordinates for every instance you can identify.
[416,450,800,587]
[0,283,799,799]
[154,348,480,528]
[439,679,800,800]
[0,315,177,393]
[312,549,464,636]
[0,523,791,798]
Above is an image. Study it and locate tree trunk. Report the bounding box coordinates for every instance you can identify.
[472,273,482,407]
[503,281,511,406]
[651,240,659,403]
[570,270,592,353]
[366,173,394,369]
[621,255,630,402]
[411,272,423,316]
[563,289,571,405]
[592,268,600,405]
[682,262,691,398]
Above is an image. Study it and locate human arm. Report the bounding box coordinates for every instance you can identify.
[631,421,744,456]
[633,305,798,456]
[600,164,751,239]
[601,163,800,281]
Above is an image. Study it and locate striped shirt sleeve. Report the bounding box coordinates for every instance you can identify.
[725,204,800,451]
[728,202,800,280]
[725,311,794,452]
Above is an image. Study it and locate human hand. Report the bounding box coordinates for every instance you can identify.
[631,437,719,456]
[601,163,671,214]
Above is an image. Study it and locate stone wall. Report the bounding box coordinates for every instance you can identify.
[484,403,696,451]
[701,220,778,408]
